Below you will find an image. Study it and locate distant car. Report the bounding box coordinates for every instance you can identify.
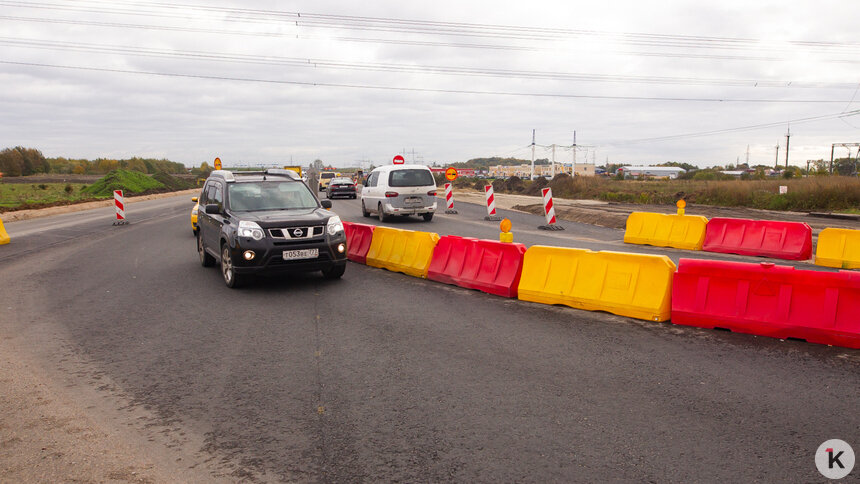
[360,164,437,222]
[191,196,200,234]
[196,169,347,288]
[318,171,340,191]
[326,177,357,199]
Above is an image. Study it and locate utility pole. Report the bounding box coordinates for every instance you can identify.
[745,145,749,166]
[551,144,556,178]
[530,129,536,180]
[572,131,577,176]
[774,143,779,170]
[785,124,791,169]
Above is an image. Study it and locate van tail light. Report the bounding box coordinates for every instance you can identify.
[385,191,399,198]
[427,190,437,197]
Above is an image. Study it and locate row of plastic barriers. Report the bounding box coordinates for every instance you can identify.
[344,221,860,350]
[624,212,860,268]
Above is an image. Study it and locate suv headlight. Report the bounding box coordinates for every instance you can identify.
[326,215,344,236]
[238,220,264,240]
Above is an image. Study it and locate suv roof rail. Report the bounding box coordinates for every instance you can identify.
[210,169,235,182]
[264,168,300,180]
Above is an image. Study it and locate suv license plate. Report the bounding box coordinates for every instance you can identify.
[405,197,422,205]
[283,248,319,260]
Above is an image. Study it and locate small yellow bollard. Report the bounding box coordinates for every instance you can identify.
[0,217,9,245]
[676,199,686,216]
[499,218,513,243]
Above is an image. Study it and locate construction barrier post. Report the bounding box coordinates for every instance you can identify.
[815,228,860,269]
[672,258,860,349]
[702,218,812,260]
[365,226,440,278]
[518,246,676,322]
[484,185,501,221]
[0,217,9,245]
[112,190,128,226]
[624,211,708,250]
[444,183,457,214]
[538,187,564,231]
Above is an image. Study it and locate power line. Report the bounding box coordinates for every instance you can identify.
[3,37,857,89]
[2,0,860,60]
[0,60,852,104]
[601,110,860,145]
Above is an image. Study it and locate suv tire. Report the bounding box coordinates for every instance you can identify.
[198,232,215,267]
[422,213,434,222]
[361,200,370,217]
[322,264,346,279]
[221,243,245,288]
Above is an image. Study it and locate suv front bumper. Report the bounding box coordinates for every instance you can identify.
[228,234,347,275]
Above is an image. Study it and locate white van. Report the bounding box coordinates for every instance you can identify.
[360,164,438,222]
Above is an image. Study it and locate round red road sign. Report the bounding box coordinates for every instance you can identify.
[393,155,405,164]
[445,167,458,181]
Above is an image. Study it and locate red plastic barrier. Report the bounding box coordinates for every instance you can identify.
[672,259,860,349]
[343,222,375,264]
[702,217,812,260]
[427,236,527,298]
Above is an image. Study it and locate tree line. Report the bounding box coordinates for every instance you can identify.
[0,146,187,177]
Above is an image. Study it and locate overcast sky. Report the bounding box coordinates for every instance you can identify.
[2,0,859,169]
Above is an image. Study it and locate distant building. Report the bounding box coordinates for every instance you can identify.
[489,163,596,178]
[616,166,686,179]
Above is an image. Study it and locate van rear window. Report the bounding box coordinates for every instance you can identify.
[388,169,435,187]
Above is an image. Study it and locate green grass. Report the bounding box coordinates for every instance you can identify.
[81,169,165,197]
[0,183,93,209]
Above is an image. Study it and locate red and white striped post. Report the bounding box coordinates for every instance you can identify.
[113,190,128,225]
[538,187,564,230]
[484,184,500,221]
[444,183,457,214]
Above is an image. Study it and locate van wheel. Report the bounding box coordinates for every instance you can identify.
[378,203,389,222]
[422,213,434,222]
[361,200,370,217]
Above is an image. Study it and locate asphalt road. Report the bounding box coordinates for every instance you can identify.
[1,193,858,482]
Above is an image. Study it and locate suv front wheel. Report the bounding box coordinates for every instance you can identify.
[322,264,345,279]
[221,243,245,288]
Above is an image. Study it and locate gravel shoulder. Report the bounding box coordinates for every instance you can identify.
[1,189,200,223]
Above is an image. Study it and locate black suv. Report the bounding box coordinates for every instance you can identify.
[196,169,347,287]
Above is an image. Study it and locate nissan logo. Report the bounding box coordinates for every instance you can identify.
[292,228,303,237]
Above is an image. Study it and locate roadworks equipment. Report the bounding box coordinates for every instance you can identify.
[815,227,860,269]
[517,246,676,322]
[624,212,708,250]
[0,217,9,245]
[366,226,440,278]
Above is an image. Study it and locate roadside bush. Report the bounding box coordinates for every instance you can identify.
[64,184,73,194]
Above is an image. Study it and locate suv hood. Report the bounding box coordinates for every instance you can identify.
[237,208,331,227]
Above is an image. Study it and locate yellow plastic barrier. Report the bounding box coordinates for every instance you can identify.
[0,217,9,245]
[815,228,860,269]
[517,246,676,322]
[624,212,708,250]
[366,226,440,278]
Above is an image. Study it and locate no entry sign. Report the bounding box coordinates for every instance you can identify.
[393,155,405,164]
[445,167,458,181]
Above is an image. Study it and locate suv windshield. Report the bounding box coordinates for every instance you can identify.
[388,169,435,187]
[320,173,336,179]
[228,181,318,211]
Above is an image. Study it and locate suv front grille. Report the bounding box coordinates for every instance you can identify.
[269,226,324,240]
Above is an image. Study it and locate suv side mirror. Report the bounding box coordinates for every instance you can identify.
[204,203,221,214]
[320,200,332,209]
